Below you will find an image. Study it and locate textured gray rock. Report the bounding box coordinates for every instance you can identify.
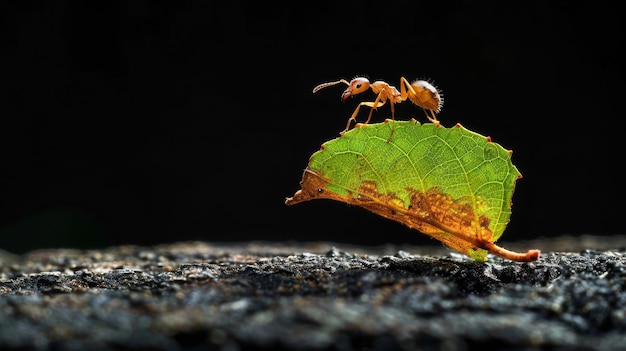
[1,237,625,351]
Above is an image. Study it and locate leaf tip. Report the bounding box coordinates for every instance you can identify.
[454,123,462,128]
[284,189,307,206]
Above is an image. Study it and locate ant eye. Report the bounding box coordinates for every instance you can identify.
[355,84,362,89]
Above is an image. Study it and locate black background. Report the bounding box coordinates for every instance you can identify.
[1,1,623,254]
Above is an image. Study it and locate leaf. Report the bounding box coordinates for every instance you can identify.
[285,120,540,262]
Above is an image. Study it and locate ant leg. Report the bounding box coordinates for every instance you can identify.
[341,105,364,134]
[399,77,416,102]
[363,92,386,125]
[341,100,387,134]
[425,109,440,126]
[362,100,387,125]
[388,100,396,125]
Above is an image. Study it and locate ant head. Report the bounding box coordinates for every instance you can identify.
[341,77,370,101]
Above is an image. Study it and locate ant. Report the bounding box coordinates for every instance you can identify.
[313,77,443,135]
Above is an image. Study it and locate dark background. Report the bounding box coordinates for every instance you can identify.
[1,1,622,254]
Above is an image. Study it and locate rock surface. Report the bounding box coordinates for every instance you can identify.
[1,236,625,351]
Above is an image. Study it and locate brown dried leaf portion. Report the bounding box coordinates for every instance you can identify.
[286,168,540,262]
[408,188,492,241]
[286,169,488,253]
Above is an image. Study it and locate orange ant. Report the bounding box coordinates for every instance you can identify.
[313,77,443,135]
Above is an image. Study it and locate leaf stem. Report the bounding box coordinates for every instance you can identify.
[482,242,541,262]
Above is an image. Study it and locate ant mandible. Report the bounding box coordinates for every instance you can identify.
[313,77,443,134]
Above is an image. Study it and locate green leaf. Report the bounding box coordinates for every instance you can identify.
[285,120,540,262]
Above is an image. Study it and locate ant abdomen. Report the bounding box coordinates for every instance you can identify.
[410,80,443,113]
